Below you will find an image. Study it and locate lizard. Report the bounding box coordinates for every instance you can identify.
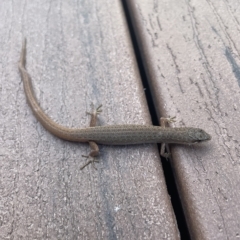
[18,39,211,169]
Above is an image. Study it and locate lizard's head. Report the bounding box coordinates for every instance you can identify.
[187,128,211,144]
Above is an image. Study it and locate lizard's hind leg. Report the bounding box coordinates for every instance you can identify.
[80,104,102,170]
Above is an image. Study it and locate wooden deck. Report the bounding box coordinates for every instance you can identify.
[0,0,239,239]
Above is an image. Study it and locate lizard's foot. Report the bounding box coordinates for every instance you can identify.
[80,155,99,170]
[86,103,102,116]
[160,116,176,128]
[161,152,172,160]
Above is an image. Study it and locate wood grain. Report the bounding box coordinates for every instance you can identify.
[126,0,240,239]
[0,0,180,239]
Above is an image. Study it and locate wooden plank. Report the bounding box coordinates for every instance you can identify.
[0,0,180,239]
[126,0,240,239]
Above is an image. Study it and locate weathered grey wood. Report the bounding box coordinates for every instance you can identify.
[126,0,240,239]
[0,0,180,239]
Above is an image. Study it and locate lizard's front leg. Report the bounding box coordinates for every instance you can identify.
[160,117,176,159]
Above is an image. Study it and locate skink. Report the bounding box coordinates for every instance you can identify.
[18,39,211,169]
